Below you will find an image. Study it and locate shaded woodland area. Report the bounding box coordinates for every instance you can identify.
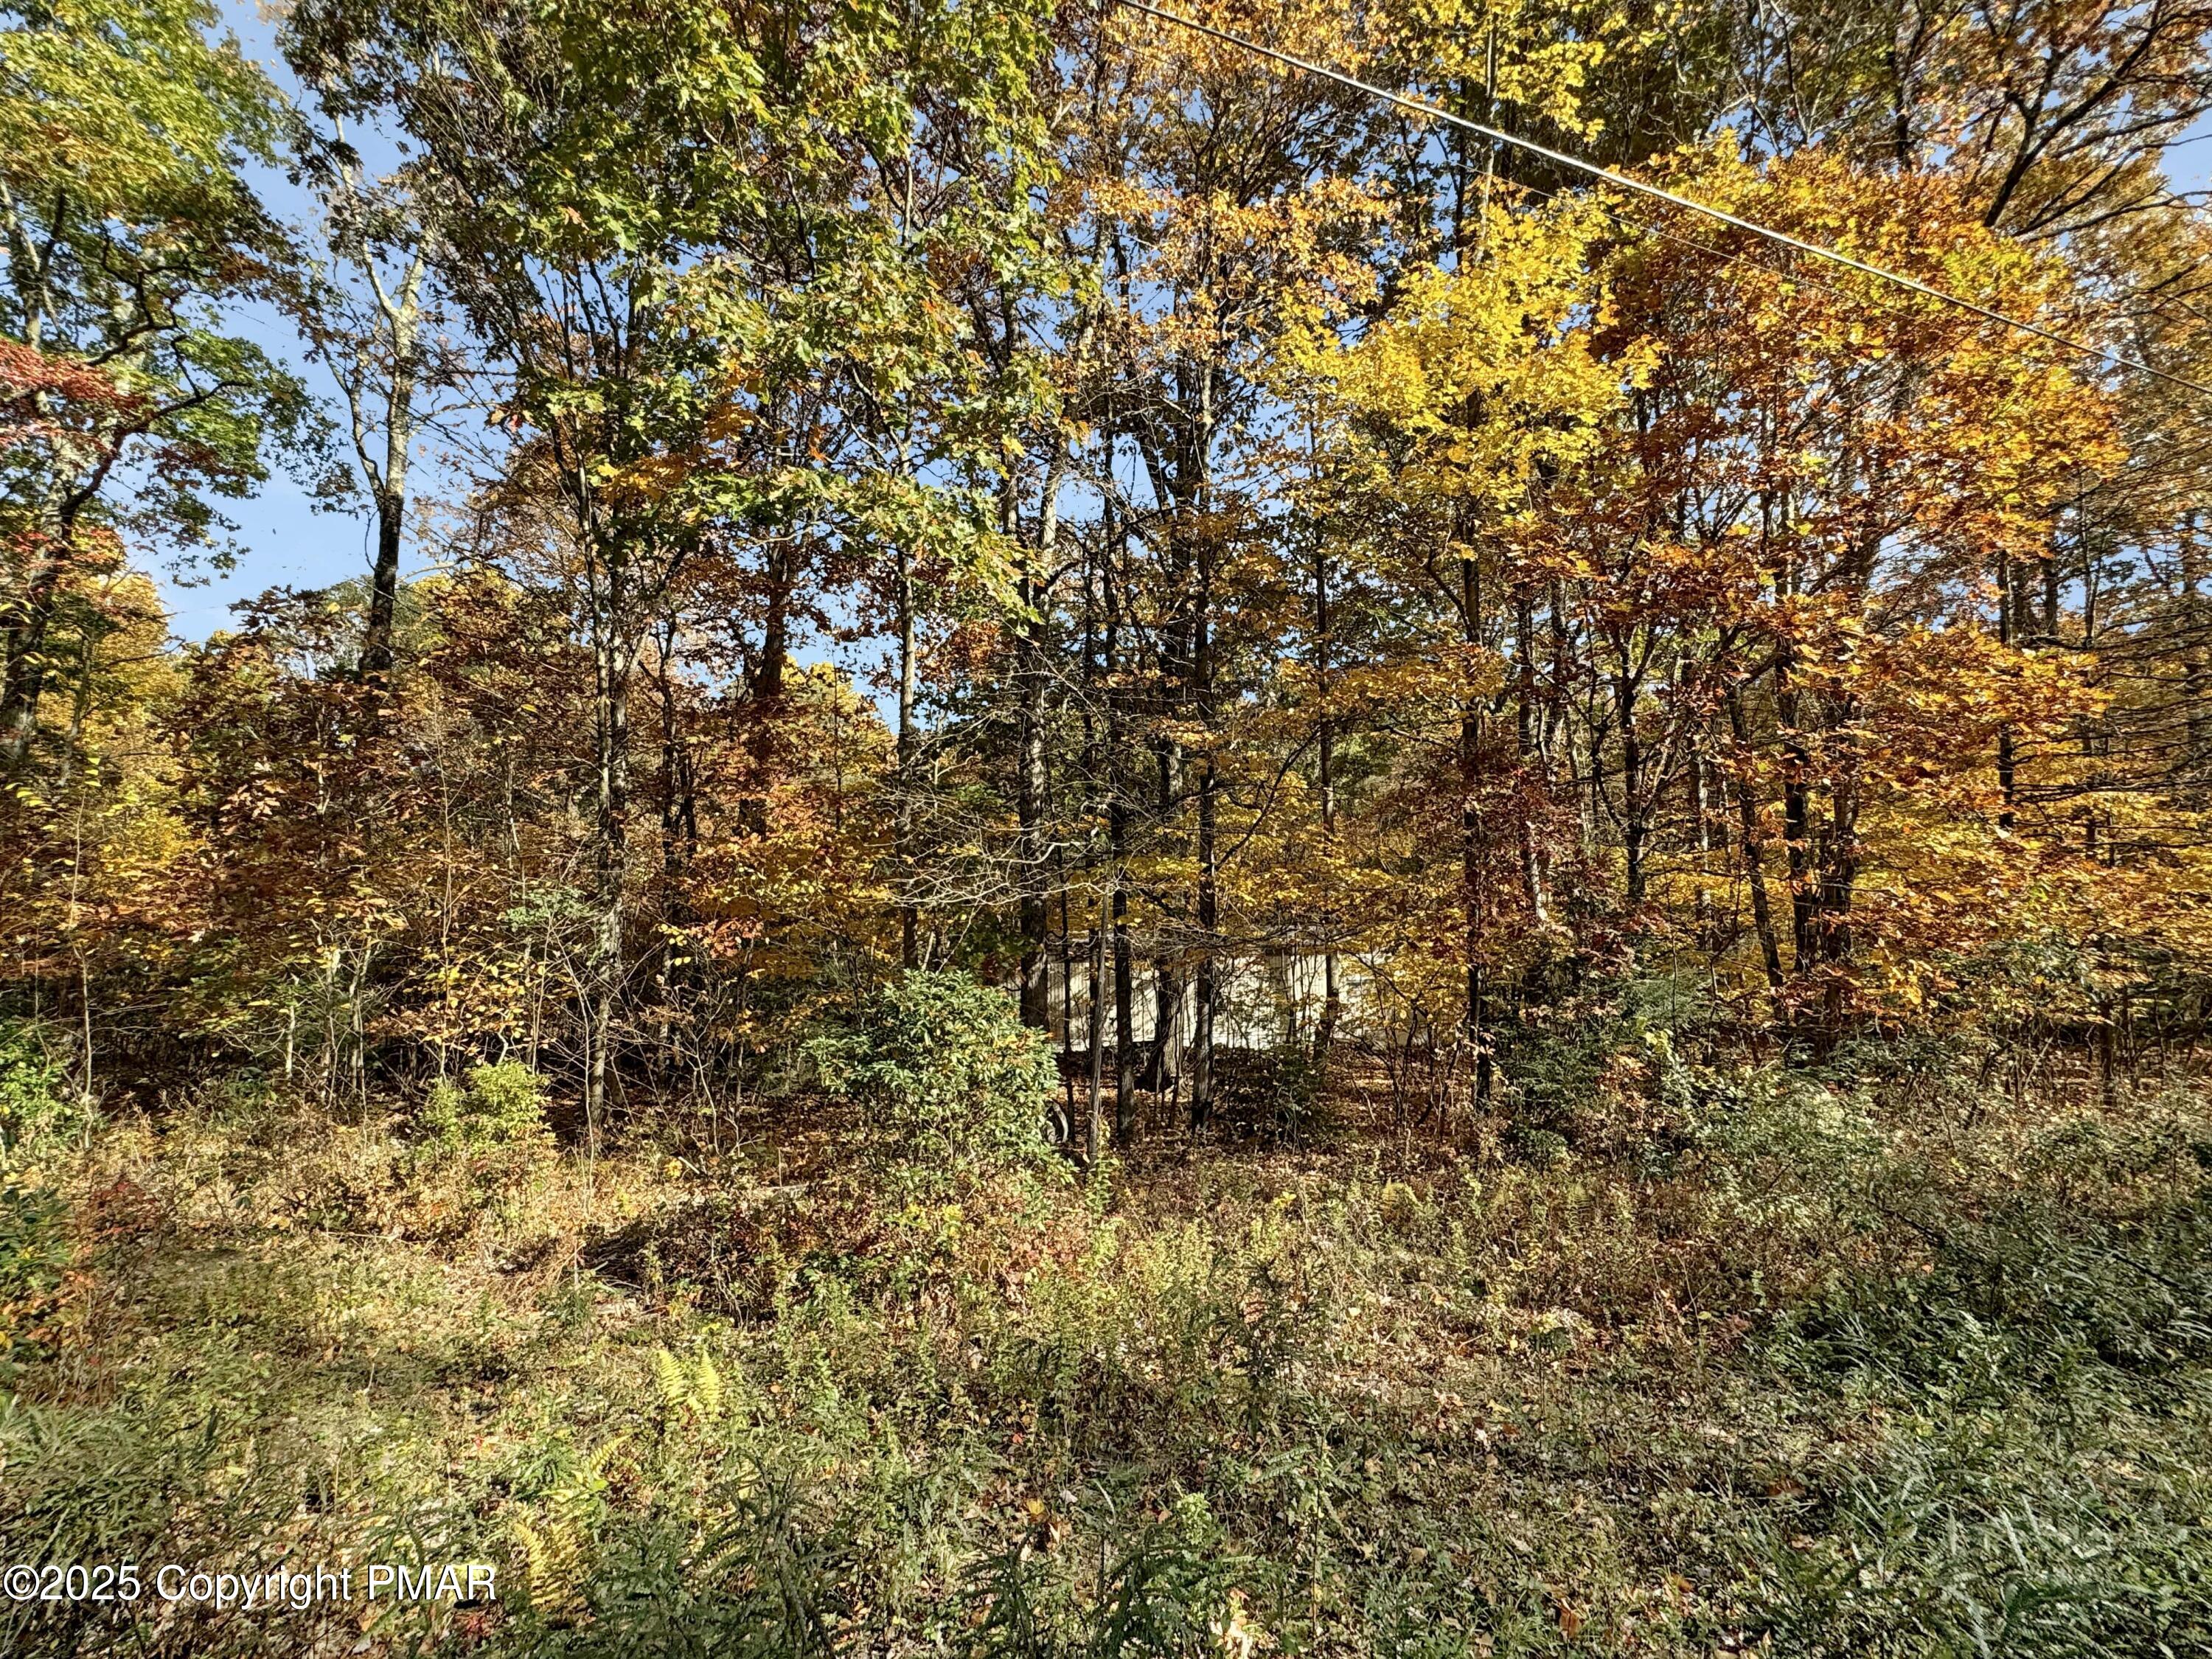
[7,0,2212,1653]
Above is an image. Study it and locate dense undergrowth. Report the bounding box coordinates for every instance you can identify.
[2,992,2209,1657]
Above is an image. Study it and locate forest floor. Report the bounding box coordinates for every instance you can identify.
[4,1046,2211,1657]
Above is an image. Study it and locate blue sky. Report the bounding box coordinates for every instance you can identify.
[160,1,435,639]
[166,3,2212,641]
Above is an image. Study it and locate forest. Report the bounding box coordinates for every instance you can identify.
[6,0,2212,1652]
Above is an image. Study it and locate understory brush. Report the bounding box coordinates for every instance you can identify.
[1,1032,2208,1655]
[1737,1105,2212,1656]
[0,1023,86,1370]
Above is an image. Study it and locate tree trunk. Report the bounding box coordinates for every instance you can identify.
[1315,543,1343,1065]
[0,529,66,773]
[1189,520,1219,1130]
[1147,740,1184,1094]
[1105,525,1137,1139]
[1725,686,1787,996]
[2178,513,2205,797]
[1113,877,1135,1140]
[1459,551,1490,1105]
[1996,551,2017,829]
[1192,754,1218,1127]
[1513,593,1549,926]
[896,537,918,967]
[1013,471,1055,1029]
[1615,658,1646,908]
[355,248,422,685]
[586,551,630,1156]
[361,488,407,683]
[1775,658,1817,974]
[1086,899,1106,1163]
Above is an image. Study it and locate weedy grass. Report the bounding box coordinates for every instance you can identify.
[1,1040,2208,1655]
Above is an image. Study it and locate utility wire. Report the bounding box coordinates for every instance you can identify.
[1116,0,2212,402]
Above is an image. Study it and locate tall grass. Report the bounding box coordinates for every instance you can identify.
[3,1036,2209,1655]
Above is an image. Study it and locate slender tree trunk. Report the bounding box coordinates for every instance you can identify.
[1113,877,1134,1139]
[1775,661,1816,973]
[1086,897,1106,1163]
[1058,877,1075,1061]
[896,536,918,967]
[1726,686,1787,995]
[1105,518,1137,1138]
[1149,735,1184,1095]
[1513,592,1548,926]
[1314,541,1342,1065]
[1189,486,1222,1129]
[53,619,101,793]
[0,520,69,773]
[2179,513,2207,797]
[355,249,422,684]
[1014,470,1057,1029]
[1193,755,1217,1127]
[361,488,407,683]
[2043,521,2063,641]
[1615,657,1646,908]
[1459,550,1490,1105]
[1810,515,1882,1031]
[655,628,698,894]
[741,540,793,841]
[1186,381,1220,1128]
[586,543,630,1155]
[1996,552,2017,829]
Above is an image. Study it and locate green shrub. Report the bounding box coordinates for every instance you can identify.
[961,1514,1266,1659]
[0,1184,69,1368]
[408,1062,556,1233]
[808,971,1056,1170]
[1377,1180,1427,1236]
[1688,1062,1886,1228]
[0,1026,81,1368]
[1498,974,1720,1158]
[422,1061,553,1155]
[0,1023,83,1173]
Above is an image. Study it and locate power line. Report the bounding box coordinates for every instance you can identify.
[1116,0,2212,403]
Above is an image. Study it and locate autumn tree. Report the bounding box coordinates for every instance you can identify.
[1,0,326,780]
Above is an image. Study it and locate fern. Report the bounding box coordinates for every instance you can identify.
[510,1510,588,1621]
[650,1346,689,1416]
[694,1350,723,1419]
[650,1344,726,1423]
